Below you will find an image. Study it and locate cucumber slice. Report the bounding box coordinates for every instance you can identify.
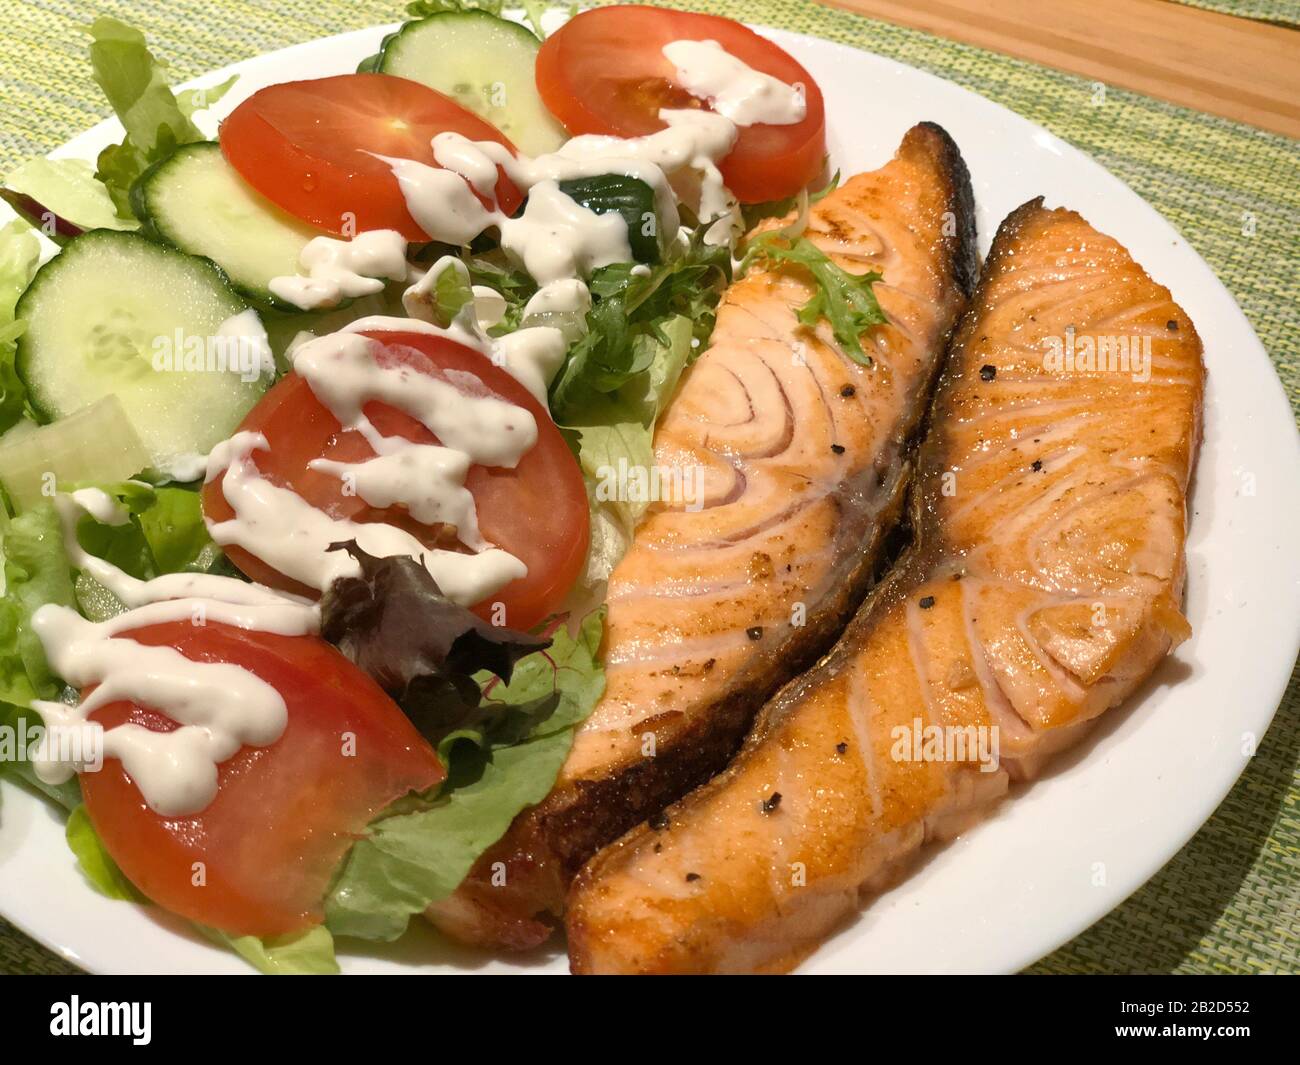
[378,12,567,157]
[0,395,150,509]
[15,231,268,480]
[131,143,320,307]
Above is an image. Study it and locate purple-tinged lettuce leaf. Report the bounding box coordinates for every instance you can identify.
[319,541,551,743]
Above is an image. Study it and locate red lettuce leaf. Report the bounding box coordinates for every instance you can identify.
[319,541,552,744]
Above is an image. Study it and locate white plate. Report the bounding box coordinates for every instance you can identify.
[2,17,1297,976]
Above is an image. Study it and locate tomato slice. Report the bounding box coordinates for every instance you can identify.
[202,331,590,631]
[80,620,443,937]
[535,5,826,204]
[219,73,522,241]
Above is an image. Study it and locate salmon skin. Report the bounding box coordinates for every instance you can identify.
[567,199,1206,974]
[428,123,979,948]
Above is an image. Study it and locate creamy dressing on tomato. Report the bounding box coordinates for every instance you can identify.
[662,39,807,126]
[269,229,410,311]
[31,320,547,816]
[205,328,535,602]
[293,330,534,466]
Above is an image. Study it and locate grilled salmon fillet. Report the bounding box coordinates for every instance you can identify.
[567,198,1206,974]
[428,123,979,948]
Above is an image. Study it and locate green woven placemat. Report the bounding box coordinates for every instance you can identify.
[0,0,1296,976]
[1165,0,1300,27]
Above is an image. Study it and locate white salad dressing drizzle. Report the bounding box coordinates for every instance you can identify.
[662,39,807,126]
[207,431,527,602]
[69,486,129,526]
[217,308,276,374]
[402,257,485,329]
[380,155,496,245]
[491,326,568,405]
[273,38,788,320]
[164,451,214,484]
[471,285,508,329]
[524,279,592,318]
[55,490,314,616]
[500,180,633,284]
[269,229,410,311]
[399,260,569,405]
[310,445,486,546]
[520,280,591,347]
[292,331,534,466]
[31,493,319,815]
[397,113,741,255]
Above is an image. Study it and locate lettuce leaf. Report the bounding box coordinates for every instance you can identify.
[0,702,81,810]
[520,0,551,38]
[405,0,507,18]
[0,397,153,511]
[68,483,230,621]
[418,258,476,328]
[0,486,217,802]
[106,482,221,573]
[2,157,138,238]
[566,314,694,590]
[0,219,41,434]
[66,804,146,901]
[0,502,76,707]
[0,496,81,805]
[543,225,728,590]
[548,225,729,419]
[0,218,40,318]
[739,169,839,231]
[740,232,885,366]
[319,542,551,743]
[462,253,537,335]
[323,609,605,941]
[85,17,235,219]
[202,926,340,976]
